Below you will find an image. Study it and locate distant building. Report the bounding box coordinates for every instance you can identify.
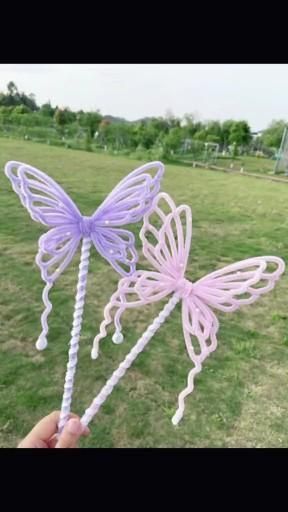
[251,130,263,139]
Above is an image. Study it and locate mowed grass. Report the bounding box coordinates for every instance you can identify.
[215,155,275,175]
[0,138,288,448]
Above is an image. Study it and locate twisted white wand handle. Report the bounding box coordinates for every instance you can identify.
[81,294,180,427]
[58,237,92,433]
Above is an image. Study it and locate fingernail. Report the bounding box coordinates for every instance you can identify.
[67,418,82,435]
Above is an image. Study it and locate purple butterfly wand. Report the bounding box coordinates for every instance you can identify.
[4,160,164,432]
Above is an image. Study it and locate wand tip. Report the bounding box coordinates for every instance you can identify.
[36,335,48,351]
[91,347,98,360]
[171,410,182,426]
[112,331,124,344]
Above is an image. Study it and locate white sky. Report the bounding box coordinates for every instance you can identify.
[0,64,287,131]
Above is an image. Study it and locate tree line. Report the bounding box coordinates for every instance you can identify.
[0,81,286,157]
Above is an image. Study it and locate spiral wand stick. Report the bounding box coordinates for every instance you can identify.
[58,237,92,433]
[81,294,179,427]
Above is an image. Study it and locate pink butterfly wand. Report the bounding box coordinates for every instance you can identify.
[79,193,285,427]
[4,160,164,432]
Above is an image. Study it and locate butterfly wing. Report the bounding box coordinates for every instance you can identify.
[37,225,81,283]
[5,160,82,226]
[140,192,192,278]
[5,161,83,282]
[171,296,220,425]
[91,161,165,275]
[4,160,27,208]
[171,256,285,425]
[90,227,137,276]
[193,256,285,312]
[93,161,164,225]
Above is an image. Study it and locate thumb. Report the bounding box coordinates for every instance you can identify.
[55,417,84,448]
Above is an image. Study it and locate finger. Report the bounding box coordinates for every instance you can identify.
[18,411,60,448]
[82,427,90,437]
[49,425,90,448]
[18,438,48,448]
[55,418,84,448]
[58,413,89,435]
[29,411,60,439]
[18,411,87,448]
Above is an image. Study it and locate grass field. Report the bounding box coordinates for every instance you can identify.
[178,154,276,175]
[215,155,275,175]
[1,138,288,448]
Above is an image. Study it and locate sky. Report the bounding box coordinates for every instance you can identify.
[0,64,287,131]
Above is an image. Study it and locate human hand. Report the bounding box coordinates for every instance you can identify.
[18,411,90,448]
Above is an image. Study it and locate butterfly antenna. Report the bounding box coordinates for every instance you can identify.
[36,282,53,350]
[91,291,125,360]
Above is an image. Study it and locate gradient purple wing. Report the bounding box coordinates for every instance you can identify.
[36,225,81,282]
[93,161,165,226]
[5,161,81,226]
[91,161,165,275]
[91,227,137,275]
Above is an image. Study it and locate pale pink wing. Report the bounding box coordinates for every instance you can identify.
[140,192,192,278]
[91,270,174,359]
[172,296,220,425]
[172,256,285,425]
[193,256,285,312]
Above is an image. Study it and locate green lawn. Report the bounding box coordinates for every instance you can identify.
[176,154,278,178]
[1,138,288,447]
[215,155,275,175]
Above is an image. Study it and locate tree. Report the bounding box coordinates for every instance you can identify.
[182,113,204,138]
[7,81,18,96]
[221,120,235,146]
[79,111,102,138]
[165,109,181,129]
[0,82,38,110]
[19,92,38,111]
[40,101,55,117]
[261,120,287,149]
[206,134,220,144]
[206,121,222,143]
[163,127,183,153]
[13,105,31,114]
[193,129,207,142]
[134,120,159,149]
[54,108,67,128]
[98,119,111,145]
[54,107,76,128]
[228,121,251,146]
